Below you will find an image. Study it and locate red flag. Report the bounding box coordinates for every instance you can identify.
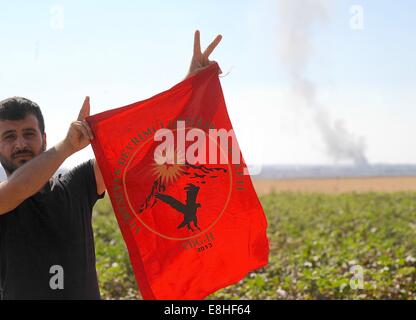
[86,63,269,300]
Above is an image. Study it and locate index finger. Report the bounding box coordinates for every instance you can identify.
[77,96,90,121]
[202,34,222,59]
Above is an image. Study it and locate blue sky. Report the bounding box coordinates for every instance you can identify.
[0,0,415,170]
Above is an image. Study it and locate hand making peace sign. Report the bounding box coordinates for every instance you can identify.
[186,30,222,79]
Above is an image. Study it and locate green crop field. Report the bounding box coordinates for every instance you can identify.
[92,192,416,300]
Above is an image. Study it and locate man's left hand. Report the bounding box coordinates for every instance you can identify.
[185,30,222,79]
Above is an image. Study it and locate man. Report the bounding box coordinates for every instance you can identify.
[0,30,221,299]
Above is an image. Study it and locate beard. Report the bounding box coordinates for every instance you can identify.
[0,139,46,176]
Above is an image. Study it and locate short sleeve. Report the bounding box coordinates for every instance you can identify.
[59,159,105,210]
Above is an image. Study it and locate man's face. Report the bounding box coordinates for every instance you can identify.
[0,114,47,176]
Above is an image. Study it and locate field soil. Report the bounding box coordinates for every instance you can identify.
[252,176,416,195]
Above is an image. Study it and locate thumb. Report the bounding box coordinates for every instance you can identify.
[77,96,90,121]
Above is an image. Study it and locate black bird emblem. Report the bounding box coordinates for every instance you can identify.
[155,183,202,232]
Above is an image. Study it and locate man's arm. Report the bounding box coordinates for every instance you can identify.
[0,96,94,215]
[93,158,106,196]
[0,141,74,214]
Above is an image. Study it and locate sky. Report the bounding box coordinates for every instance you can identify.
[0,0,415,172]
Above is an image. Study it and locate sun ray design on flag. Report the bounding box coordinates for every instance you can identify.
[151,145,186,185]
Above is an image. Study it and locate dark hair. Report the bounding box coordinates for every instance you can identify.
[0,97,45,135]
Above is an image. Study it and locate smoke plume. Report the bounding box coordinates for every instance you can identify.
[278,0,368,165]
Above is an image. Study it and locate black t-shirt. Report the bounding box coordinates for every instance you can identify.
[0,159,105,300]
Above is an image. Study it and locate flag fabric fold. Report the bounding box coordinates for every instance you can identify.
[86,63,269,299]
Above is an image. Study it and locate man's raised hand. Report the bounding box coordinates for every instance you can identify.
[186,30,222,79]
[63,96,94,154]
